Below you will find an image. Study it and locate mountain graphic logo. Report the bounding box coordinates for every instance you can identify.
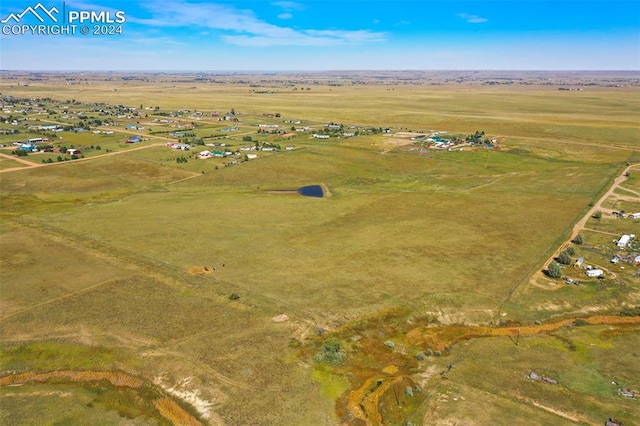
[1,3,59,24]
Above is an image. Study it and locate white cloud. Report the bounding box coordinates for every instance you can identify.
[133,1,385,47]
[271,2,306,11]
[457,13,488,24]
[278,13,293,19]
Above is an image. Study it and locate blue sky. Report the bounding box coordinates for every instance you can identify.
[1,0,639,70]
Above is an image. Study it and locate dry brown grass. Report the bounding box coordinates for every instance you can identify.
[153,397,203,426]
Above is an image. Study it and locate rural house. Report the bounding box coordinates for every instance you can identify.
[617,234,631,248]
[585,268,604,278]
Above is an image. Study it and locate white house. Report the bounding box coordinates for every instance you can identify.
[617,234,631,248]
[586,268,604,278]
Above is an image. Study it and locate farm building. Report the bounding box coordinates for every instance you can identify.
[585,268,604,278]
[27,137,47,144]
[617,234,631,248]
[629,213,640,219]
[66,148,81,155]
[167,143,190,150]
[20,144,38,152]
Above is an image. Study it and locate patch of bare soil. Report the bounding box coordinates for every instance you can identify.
[271,314,289,323]
[188,266,213,276]
[153,397,203,426]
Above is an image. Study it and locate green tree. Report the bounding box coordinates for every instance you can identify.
[558,250,572,265]
[547,261,562,278]
[593,210,602,220]
[572,234,584,244]
[566,246,576,256]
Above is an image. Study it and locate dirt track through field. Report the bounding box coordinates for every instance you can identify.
[500,163,640,307]
[0,142,166,174]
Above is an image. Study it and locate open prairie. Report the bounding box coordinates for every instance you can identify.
[1,71,639,425]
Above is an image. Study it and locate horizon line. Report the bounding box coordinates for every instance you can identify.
[1,69,639,73]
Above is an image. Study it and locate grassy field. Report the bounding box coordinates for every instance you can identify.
[1,74,639,425]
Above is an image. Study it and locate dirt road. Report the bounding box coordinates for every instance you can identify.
[516,163,639,294]
[0,142,165,174]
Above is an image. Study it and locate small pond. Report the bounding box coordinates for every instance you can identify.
[298,185,325,198]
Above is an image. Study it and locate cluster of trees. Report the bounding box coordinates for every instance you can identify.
[175,156,189,163]
[179,137,204,146]
[40,156,78,163]
[254,141,281,151]
[547,241,581,278]
[465,130,494,145]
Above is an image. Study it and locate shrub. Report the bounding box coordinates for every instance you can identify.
[415,352,425,361]
[424,349,433,356]
[315,337,346,364]
[434,350,442,357]
[620,306,640,317]
[384,340,395,349]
